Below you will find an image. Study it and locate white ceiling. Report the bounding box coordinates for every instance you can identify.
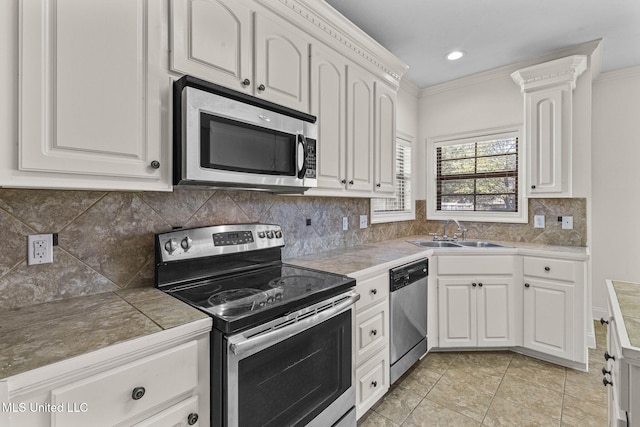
[324,0,640,88]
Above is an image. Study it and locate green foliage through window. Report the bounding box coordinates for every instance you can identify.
[436,137,518,212]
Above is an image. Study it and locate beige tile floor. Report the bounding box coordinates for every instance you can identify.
[358,322,608,426]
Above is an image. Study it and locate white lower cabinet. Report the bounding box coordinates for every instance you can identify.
[3,326,210,427]
[352,270,389,419]
[437,255,518,348]
[522,256,586,363]
[605,280,640,427]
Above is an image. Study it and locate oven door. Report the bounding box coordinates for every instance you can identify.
[225,291,358,427]
[182,86,317,190]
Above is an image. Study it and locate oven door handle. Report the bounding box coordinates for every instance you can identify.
[229,292,359,356]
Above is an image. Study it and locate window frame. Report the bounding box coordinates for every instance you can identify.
[426,125,527,223]
[371,133,415,224]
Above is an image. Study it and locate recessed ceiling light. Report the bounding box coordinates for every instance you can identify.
[446,50,465,61]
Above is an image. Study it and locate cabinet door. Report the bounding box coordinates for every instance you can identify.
[346,65,375,192]
[526,88,568,196]
[523,278,575,359]
[20,0,168,189]
[310,45,347,190]
[438,278,476,348]
[254,13,310,112]
[477,277,516,347]
[373,82,396,194]
[171,0,252,93]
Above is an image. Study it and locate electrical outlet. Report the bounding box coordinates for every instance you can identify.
[562,216,573,230]
[359,215,368,229]
[342,217,348,231]
[533,215,545,228]
[28,234,53,265]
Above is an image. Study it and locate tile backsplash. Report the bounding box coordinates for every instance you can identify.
[0,188,585,310]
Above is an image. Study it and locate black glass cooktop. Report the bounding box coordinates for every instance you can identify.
[167,263,355,333]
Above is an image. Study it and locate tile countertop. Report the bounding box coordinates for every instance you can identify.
[285,235,589,276]
[0,288,210,379]
[611,281,640,352]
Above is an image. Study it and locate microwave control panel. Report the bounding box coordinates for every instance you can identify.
[305,139,317,179]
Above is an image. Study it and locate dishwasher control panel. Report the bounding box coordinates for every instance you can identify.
[390,259,428,292]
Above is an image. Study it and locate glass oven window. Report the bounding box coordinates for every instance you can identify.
[237,311,351,427]
[200,113,296,176]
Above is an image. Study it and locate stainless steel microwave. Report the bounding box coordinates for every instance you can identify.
[173,76,317,193]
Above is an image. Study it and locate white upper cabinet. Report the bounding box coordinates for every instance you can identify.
[309,44,347,190]
[374,82,397,194]
[347,64,375,193]
[18,0,170,191]
[511,55,587,197]
[171,0,310,113]
[170,0,252,92]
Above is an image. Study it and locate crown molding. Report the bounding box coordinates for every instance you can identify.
[399,78,420,97]
[594,65,640,84]
[259,0,409,86]
[511,55,587,92]
[419,39,603,98]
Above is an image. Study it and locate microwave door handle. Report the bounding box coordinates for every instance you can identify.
[297,133,307,179]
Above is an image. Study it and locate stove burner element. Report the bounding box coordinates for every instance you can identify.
[207,288,262,307]
[268,275,326,296]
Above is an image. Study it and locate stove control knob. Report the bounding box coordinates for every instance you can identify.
[275,230,282,239]
[180,237,193,251]
[164,239,178,254]
[258,231,266,239]
[266,230,274,239]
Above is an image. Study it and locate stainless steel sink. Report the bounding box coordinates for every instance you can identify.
[455,241,512,248]
[408,241,462,248]
[408,240,512,248]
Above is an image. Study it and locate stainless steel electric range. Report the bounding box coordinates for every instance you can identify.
[155,224,358,427]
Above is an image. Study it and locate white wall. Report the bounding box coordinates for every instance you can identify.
[591,67,640,316]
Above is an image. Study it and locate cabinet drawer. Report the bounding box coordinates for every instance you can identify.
[132,396,199,427]
[355,351,388,418]
[523,257,575,282]
[356,273,389,310]
[52,341,198,427]
[355,300,388,364]
[438,255,514,276]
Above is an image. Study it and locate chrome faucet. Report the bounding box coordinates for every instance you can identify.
[443,219,464,241]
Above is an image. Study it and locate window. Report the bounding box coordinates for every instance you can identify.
[427,127,526,223]
[371,136,414,223]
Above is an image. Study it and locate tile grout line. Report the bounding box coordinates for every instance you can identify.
[478,353,512,426]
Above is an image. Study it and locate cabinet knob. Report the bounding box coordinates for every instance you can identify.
[524,283,530,288]
[187,413,199,425]
[472,283,477,287]
[600,317,609,325]
[602,367,612,376]
[341,179,347,184]
[603,377,613,387]
[376,183,381,187]
[258,84,266,91]
[544,266,550,272]
[241,78,251,87]
[370,288,377,295]
[131,386,145,400]
[478,282,483,287]
[531,185,536,189]
[371,381,378,387]
[150,160,160,169]
[604,351,616,362]
[349,180,354,185]
[370,329,378,336]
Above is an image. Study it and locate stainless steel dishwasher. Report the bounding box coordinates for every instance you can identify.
[389,258,428,384]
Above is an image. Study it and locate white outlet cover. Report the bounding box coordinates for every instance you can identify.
[27,234,53,265]
[342,217,348,231]
[562,216,574,230]
[533,215,545,228]
[359,215,368,229]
